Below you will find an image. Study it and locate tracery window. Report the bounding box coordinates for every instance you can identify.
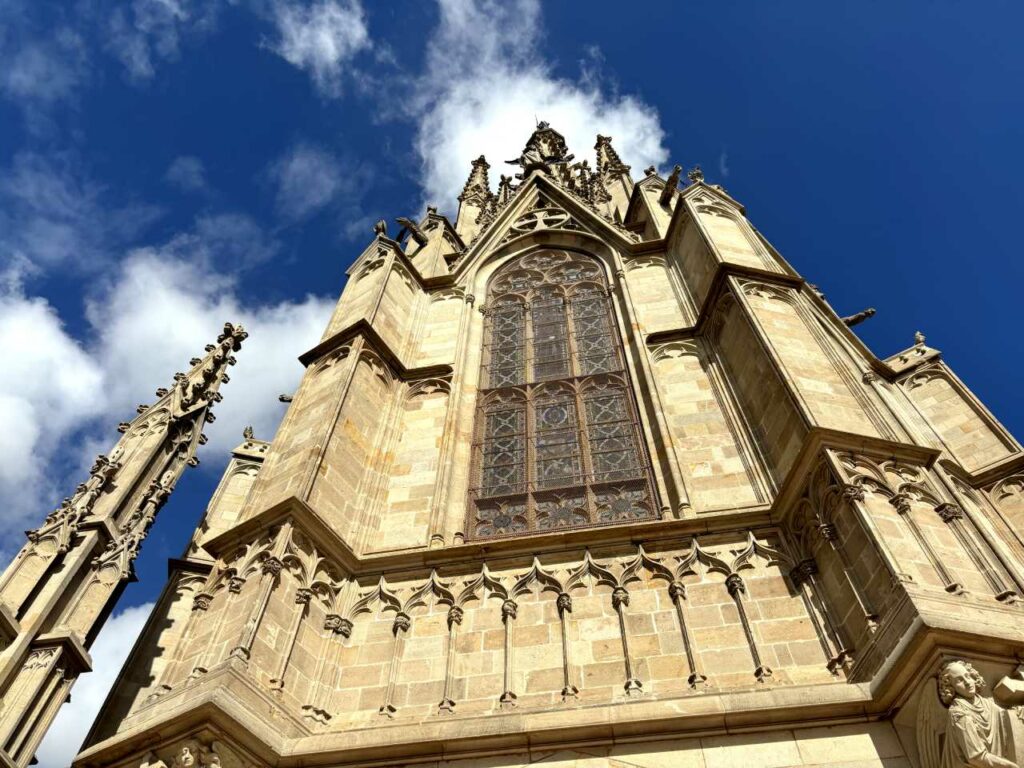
[469,250,657,538]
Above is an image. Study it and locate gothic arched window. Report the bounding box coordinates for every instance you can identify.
[469,250,658,538]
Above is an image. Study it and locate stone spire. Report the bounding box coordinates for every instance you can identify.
[594,134,630,177]
[0,322,246,768]
[458,155,492,206]
[455,155,494,243]
[594,134,633,220]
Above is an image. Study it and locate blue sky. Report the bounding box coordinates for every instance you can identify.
[2,2,1022,762]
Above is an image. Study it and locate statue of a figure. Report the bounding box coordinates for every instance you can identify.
[919,660,1021,768]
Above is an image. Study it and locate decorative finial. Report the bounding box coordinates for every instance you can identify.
[660,165,683,206]
[426,205,437,215]
[373,219,388,237]
[644,166,657,176]
[687,165,704,183]
[243,425,254,439]
[914,330,926,346]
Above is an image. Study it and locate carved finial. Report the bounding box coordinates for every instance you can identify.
[459,155,492,203]
[644,165,657,176]
[426,205,437,215]
[243,425,254,440]
[373,219,388,237]
[914,330,926,346]
[687,165,704,183]
[594,134,630,176]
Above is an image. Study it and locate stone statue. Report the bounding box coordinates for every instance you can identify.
[918,660,1021,768]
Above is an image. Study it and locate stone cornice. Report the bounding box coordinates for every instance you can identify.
[298,318,453,383]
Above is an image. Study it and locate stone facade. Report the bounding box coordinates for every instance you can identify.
[9,124,1024,768]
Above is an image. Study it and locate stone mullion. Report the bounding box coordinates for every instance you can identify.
[572,387,598,524]
[790,560,852,674]
[190,586,235,678]
[556,593,579,700]
[936,504,1017,601]
[302,613,350,723]
[147,587,213,697]
[438,605,463,713]
[229,556,284,662]
[499,599,518,708]
[10,664,72,768]
[0,648,61,756]
[614,267,690,516]
[668,582,706,688]
[379,612,411,718]
[610,587,642,696]
[890,493,962,594]
[524,386,537,528]
[838,483,906,587]
[725,574,772,683]
[816,520,880,633]
[431,293,475,547]
[270,588,313,691]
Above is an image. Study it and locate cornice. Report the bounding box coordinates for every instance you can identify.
[298,318,453,383]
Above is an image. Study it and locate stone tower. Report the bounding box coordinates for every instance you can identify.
[75,126,1024,768]
[0,323,247,768]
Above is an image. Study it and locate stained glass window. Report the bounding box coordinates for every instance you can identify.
[469,250,657,538]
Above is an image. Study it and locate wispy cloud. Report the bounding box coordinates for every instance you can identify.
[106,0,222,81]
[407,0,669,211]
[718,149,730,178]
[0,152,162,272]
[266,141,369,226]
[165,155,208,192]
[268,0,371,96]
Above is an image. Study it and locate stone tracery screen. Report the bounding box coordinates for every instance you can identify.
[469,250,657,538]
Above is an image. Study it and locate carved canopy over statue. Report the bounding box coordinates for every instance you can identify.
[917,660,1024,768]
[506,121,574,179]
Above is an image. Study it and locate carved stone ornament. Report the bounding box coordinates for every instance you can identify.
[917,659,1024,768]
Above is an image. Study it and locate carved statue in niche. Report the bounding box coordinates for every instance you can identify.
[918,660,1024,768]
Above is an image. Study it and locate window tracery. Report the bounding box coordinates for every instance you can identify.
[469,250,657,538]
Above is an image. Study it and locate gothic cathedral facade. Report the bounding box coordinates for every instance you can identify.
[6,124,1024,768]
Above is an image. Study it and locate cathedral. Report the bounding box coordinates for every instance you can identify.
[2,123,1024,768]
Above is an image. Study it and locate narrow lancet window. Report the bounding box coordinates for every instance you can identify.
[470,250,657,538]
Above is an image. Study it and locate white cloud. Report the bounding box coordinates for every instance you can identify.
[411,0,669,211]
[165,155,208,192]
[0,243,332,552]
[718,149,730,179]
[35,603,155,768]
[107,0,221,81]
[269,0,370,96]
[268,142,347,221]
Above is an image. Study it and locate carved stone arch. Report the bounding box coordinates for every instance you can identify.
[623,254,668,272]
[706,291,738,342]
[902,367,946,392]
[356,347,396,390]
[992,475,1024,503]
[677,539,733,581]
[455,564,509,608]
[349,575,402,619]
[390,259,416,292]
[620,545,675,586]
[730,531,795,575]
[511,557,565,598]
[565,551,620,593]
[739,279,795,305]
[401,571,455,615]
[403,377,452,405]
[649,339,700,363]
[354,250,387,281]
[312,345,351,376]
[430,287,465,303]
